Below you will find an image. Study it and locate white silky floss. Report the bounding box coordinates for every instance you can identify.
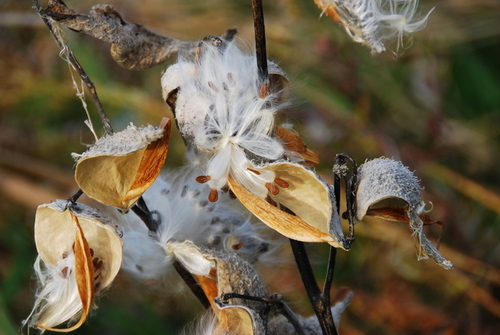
[24,256,82,330]
[161,39,286,199]
[102,169,271,285]
[317,0,433,53]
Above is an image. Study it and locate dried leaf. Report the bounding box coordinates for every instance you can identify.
[74,119,171,210]
[274,125,320,166]
[40,0,203,70]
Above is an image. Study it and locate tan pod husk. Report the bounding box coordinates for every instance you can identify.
[74,118,171,210]
[32,200,122,330]
[228,161,349,249]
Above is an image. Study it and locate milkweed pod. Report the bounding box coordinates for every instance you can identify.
[228,162,349,249]
[161,36,289,124]
[29,200,123,331]
[193,252,268,335]
[355,157,453,269]
[73,118,171,211]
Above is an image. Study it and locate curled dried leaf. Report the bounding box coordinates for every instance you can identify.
[356,157,453,269]
[39,0,212,70]
[275,125,320,166]
[73,119,171,210]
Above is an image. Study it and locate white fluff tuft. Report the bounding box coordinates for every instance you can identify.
[179,310,230,335]
[100,168,274,285]
[319,0,433,53]
[24,255,82,330]
[165,241,214,276]
[162,39,286,197]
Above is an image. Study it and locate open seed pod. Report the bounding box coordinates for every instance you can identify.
[228,161,350,249]
[355,157,453,269]
[191,251,269,335]
[181,246,353,334]
[161,36,289,142]
[73,118,171,211]
[30,200,123,331]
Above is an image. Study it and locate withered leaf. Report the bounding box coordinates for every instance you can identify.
[274,125,320,166]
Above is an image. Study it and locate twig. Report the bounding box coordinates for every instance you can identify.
[322,247,337,308]
[33,0,114,135]
[38,0,236,70]
[131,197,161,233]
[173,261,211,309]
[217,293,306,335]
[69,189,83,204]
[289,239,338,335]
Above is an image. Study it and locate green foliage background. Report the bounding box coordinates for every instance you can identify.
[1,0,499,334]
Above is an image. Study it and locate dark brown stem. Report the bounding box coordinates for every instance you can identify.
[68,189,83,204]
[252,0,268,84]
[289,239,338,335]
[131,197,160,233]
[173,261,210,309]
[322,247,337,307]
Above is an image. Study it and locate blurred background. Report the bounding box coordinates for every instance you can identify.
[1,0,499,334]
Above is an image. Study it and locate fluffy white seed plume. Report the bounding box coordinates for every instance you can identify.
[314,0,433,53]
[25,255,82,332]
[100,168,274,286]
[179,309,227,335]
[162,38,287,201]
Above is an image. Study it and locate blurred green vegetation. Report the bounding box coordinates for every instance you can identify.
[1,0,499,334]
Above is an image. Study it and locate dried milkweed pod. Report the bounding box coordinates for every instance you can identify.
[189,251,268,335]
[189,249,353,334]
[228,161,350,250]
[355,157,453,269]
[161,38,301,202]
[26,200,123,331]
[73,118,171,211]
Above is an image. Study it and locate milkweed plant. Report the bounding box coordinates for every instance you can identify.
[24,0,452,334]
